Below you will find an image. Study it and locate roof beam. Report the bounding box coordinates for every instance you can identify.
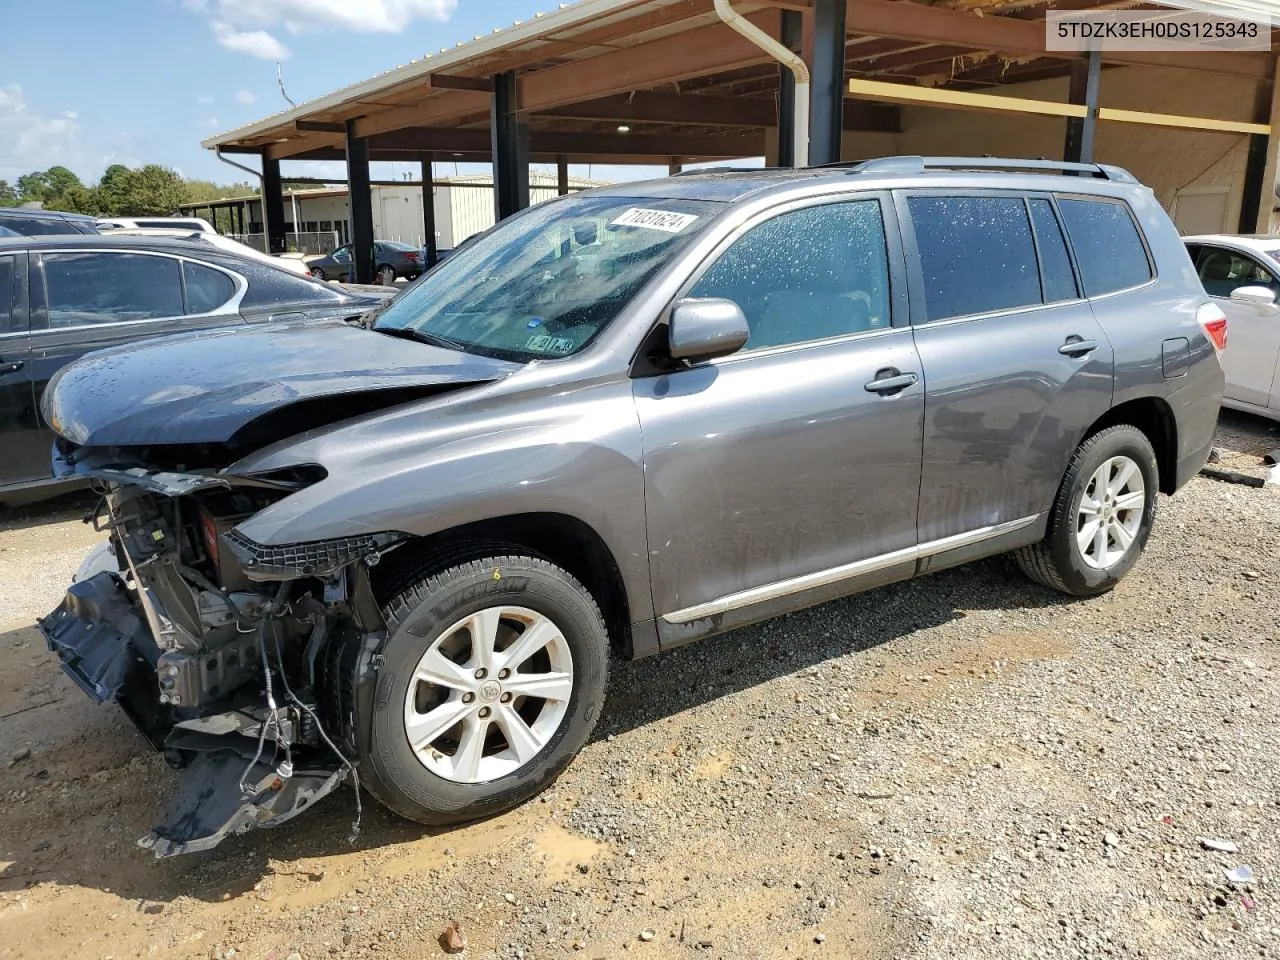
[845,0,1272,80]
[368,125,765,158]
[294,120,346,133]
[519,8,783,113]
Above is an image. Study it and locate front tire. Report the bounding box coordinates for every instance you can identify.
[1015,425,1158,597]
[360,547,609,826]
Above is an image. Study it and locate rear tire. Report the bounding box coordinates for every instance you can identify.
[310,267,326,280]
[360,546,609,826]
[1014,425,1158,597]
[377,264,397,286]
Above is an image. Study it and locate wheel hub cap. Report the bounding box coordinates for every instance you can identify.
[402,605,574,785]
[1075,455,1145,571]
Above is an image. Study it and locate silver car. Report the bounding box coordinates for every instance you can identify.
[1184,234,1280,420]
[39,157,1224,856]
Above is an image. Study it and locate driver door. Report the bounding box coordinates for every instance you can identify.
[1191,244,1280,407]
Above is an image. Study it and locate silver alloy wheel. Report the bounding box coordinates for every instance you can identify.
[1076,455,1145,570]
[310,267,326,280]
[403,605,574,784]
[379,265,396,285]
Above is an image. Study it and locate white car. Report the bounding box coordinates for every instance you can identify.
[1184,234,1280,421]
[96,216,215,233]
[96,226,314,277]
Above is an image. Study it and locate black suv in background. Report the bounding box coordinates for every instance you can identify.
[0,207,100,236]
[0,235,388,497]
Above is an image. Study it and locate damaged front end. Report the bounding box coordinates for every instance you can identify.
[39,462,398,857]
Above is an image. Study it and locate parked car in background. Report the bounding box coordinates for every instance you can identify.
[309,240,423,284]
[36,157,1222,856]
[0,234,389,497]
[97,225,316,277]
[96,216,215,234]
[1184,234,1280,421]
[0,207,99,236]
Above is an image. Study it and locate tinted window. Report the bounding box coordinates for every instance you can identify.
[1195,246,1279,298]
[234,261,345,307]
[909,196,1040,322]
[44,252,183,327]
[138,220,200,230]
[1057,198,1151,296]
[332,246,352,263]
[0,257,15,332]
[1028,199,1078,302]
[183,260,236,313]
[0,213,80,236]
[687,200,891,350]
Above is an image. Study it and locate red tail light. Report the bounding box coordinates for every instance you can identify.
[405,251,421,261]
[1197,302,1228,354]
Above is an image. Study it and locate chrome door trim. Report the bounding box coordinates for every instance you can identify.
[661,514,1041,624]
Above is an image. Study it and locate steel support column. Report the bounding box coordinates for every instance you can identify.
[668,158,682,175]
[556,155,569,196]
[419,153,438,268]
[491,71,530,220]
[261,155,287,254]
[345,119,375,284]
[1063,49,1102,164]
[809,0,846,166]
[1242,59,1280,233]
[777,8,803,168]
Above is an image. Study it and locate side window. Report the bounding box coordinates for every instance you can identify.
[908,196,1041,322]
[0,214,80,237]
[1028,199,1078,303]
[332,245,352,263]
[234,261,344,308]
[43,253,183,328]
[183,261,237,314]
[1056,198,1152,297]
[687,199,891,350]
[0,257,15,332]
[1195,247,1279,298]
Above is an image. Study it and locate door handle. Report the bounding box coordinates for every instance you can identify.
[864,370,918,394]
[1059,337,1099,357]
[0,360,24,375]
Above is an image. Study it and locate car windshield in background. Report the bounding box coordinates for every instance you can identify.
[372,195,719,360]
[383,241,418,251]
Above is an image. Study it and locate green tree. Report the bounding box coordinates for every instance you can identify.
[96,164,133,215]
[117,164,188,216]
[16,171,50,201]
[49,184,102,215]
[0,180,16,205]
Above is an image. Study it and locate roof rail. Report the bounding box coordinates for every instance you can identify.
[849,155,1138,183]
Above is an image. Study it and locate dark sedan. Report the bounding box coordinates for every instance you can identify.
[0,235,387,497]
[308,240,423,285]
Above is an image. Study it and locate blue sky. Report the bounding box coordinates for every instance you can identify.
[0,0,682,188]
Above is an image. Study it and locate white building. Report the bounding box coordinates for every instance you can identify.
[182,173,607,254]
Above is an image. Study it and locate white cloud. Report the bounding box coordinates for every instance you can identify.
[197,94,214,104]
[0,83,82,182]
[212,0,455,38]
[211,20,291,59]
[198,115,220,128]
[235,89,256,104]
[62,110,78,119]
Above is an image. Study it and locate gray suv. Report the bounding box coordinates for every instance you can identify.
[38,157,1224,855]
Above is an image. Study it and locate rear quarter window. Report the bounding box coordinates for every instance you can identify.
[233,260,345,308]
[0,214,80,236]
[1056,197,1152,297]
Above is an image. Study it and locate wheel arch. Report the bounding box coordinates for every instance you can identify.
[1083,396,1178,494]
[370,512,637,658]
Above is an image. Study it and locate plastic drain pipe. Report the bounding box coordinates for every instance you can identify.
[713,0,809,167]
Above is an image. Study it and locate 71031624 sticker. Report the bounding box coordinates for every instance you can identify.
[609,208,699,234]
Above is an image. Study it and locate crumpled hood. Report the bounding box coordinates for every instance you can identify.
[44,319,520,447]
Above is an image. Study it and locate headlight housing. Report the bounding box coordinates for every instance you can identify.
[223,530,406,580]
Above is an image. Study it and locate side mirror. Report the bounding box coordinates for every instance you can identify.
[668,298,750,363]
[1230,285,1278,312]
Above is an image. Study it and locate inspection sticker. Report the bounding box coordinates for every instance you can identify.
[610,208,699,233]
[525,334,575,353]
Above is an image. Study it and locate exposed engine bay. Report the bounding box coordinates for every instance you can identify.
[39,472,400,857]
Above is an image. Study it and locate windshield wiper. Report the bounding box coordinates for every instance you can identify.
[374,326,466,352]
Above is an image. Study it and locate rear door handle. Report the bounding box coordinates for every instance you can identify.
[1059,337,1099,357]
[0,360,24,375]
[864,371,918,394]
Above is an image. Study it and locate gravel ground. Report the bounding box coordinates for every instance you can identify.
[1,410,1278,960]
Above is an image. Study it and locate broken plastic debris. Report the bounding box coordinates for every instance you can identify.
[1200,838,1240,854]
[1223,865,1254,885]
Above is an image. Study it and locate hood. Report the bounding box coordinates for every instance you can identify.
[45,319,520,448]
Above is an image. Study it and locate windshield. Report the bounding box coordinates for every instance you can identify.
[373,194,719,360]
[383,241,418,251]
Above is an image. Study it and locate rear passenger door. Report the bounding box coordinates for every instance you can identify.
[27,251,245,455]
[899,191,1114,545]
[0,251,42,487]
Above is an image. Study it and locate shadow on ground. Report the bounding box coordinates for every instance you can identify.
[0,551,1064,905]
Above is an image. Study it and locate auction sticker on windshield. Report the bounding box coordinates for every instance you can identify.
[526,334,576,353]
[610,208,699,233]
